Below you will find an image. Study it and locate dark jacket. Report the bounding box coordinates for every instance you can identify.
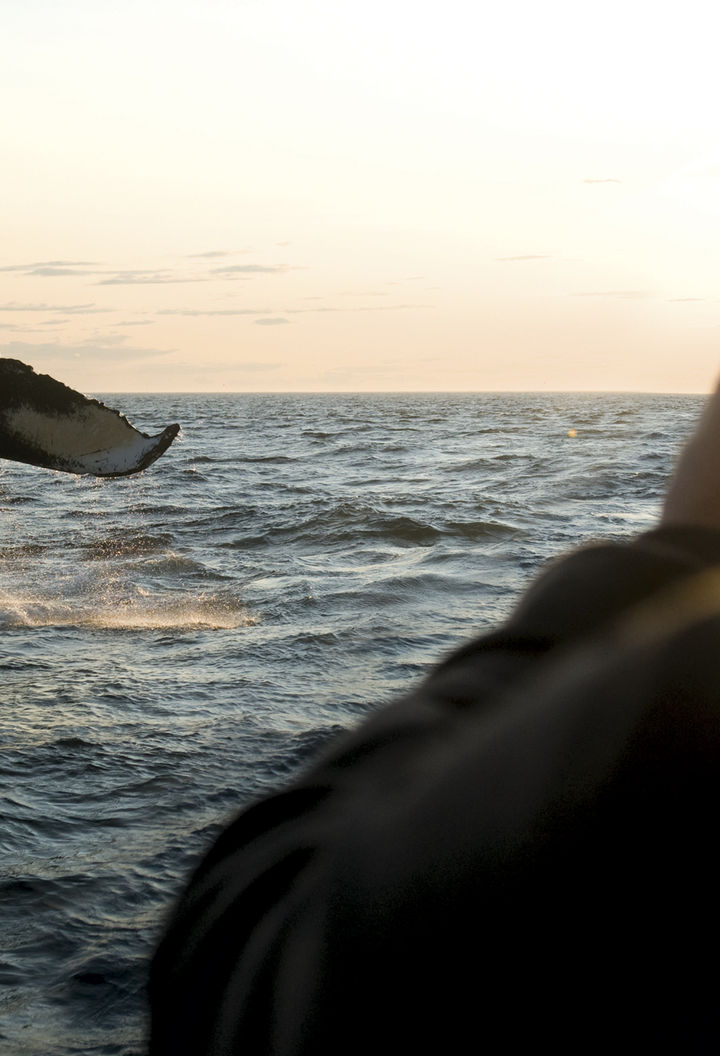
[150,527,720,1054]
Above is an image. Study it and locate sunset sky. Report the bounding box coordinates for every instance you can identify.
[2,0,720,392]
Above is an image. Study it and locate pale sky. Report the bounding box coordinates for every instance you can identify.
[2,0,720,392]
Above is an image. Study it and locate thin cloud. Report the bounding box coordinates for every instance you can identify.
[254,317,290,326]
[667,297,705,302]
[1,259,222,283]
[211,264,289,275]
[157,305,425,318]
[0,259,102,272]
[185,250,232,258]
[0,301,110,314]
[570,290,651,299]
[319,359,418,381]
[284,303,431,314]
[234,361,283,371]
[176,359,283,376]
[583,178,622,184]
[32,259,101,265]
[351,303,430,312]
[496,254,552,262]
[156,308,268,317]
[339,289,387,297]
[0,261,205,283]
[27,266,104,277]
[96,271,209,286]
[0,338,175,361]
[78,333,133,347]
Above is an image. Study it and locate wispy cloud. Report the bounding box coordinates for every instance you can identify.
[210,264,289,275]
[0,257,260,284]
[157,303,429,319]
[0,261,209,284]
[95,270,209,286]
[570,290,651,299]
[0,259,102,273]
[0,301,110,314]
[666,297,705,302]
[496,254,552,262]
[284,303,430,314]
[583,178,622,184]
[26,266,103,277]
[234,360,283,370]
[318,359,421,382]
[0,251,301,288]
[177,359,283,375]
[157,308,268,316]
[339,289,387,297]
[254,317,290,326]
[185,250,232,259]
[0,338,174,361]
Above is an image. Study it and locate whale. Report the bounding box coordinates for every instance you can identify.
[0,358,179,476]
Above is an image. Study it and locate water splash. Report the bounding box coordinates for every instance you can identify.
[0,546,252,631]
[0,585,254,630]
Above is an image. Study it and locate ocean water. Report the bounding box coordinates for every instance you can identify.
[0,391,704,1054]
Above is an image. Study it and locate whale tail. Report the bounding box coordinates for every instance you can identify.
[0,358,180,477]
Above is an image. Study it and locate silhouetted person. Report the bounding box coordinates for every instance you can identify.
[150,380,720,1054]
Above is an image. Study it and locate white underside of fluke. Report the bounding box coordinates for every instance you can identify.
[3,404,178,476]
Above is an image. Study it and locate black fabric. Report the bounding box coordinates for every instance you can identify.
[149,526,720,1054]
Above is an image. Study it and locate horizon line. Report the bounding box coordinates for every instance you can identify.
[91,387,709,397]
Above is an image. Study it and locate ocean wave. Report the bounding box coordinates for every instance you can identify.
[0,493,34,505]
[241,453,300,464]
[1,390,704,1056]
[260,724,347,780]
[444,518,521,540]
[178,467,209,480]
[79,533,174,560]
[0,586,254,631]
[269,504,446,546]
[0,543,47,560]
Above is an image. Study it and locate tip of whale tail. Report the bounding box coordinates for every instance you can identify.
[0,358,181,476]
[103,421,181,477]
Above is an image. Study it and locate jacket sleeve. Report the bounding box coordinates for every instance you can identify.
[149,525,720,1055]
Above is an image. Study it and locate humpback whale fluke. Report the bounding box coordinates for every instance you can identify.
[0,358,180,476]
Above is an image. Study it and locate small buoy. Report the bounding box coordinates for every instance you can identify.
[567,428,577,438]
